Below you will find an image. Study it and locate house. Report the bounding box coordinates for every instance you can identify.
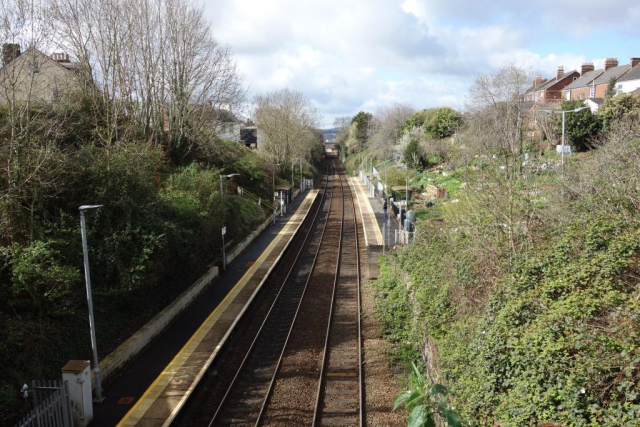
[208,108,244,142]
[0,44,81,104]
[563,58,635,101]
[615,58,640,94]
[524,67,580,103]
[562,62,602,101]
[590,58,631,98]
[199,106,262,148]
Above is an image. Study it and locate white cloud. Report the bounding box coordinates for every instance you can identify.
[204,0,639,127]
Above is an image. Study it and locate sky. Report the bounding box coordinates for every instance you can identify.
[204,0,640,128]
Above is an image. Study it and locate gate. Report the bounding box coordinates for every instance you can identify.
[16,380,73,427]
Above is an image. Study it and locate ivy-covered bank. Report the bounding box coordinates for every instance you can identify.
[373,129,640,425]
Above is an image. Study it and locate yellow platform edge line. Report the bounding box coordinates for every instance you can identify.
[349,177,383,245]
[117,189,319,427]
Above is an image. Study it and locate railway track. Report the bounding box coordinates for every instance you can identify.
[192,163,364,427]
[313,171,362,427]
[208,166,337,426]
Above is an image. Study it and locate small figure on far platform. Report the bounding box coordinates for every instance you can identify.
[383,200,388,219]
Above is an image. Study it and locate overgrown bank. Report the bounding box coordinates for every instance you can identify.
[372,122,640,425]
[0,100,322,422]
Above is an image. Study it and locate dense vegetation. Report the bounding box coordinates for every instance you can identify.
[0,95,322,421]
[372,118,640,425]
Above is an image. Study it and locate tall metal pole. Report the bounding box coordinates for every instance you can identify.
[300,157,303,192]
[220,176,227,271]
[80,209,103,402]
[272,166,276,225]
[561,110,566,172]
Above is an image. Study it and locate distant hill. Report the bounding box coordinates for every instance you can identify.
[321,128,338,143]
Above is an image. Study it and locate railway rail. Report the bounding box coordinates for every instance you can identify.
[208,165,336,426]
[188,162,363,427]
[313,171,363,427]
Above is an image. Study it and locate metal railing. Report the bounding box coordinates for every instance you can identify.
[16,380,73,427]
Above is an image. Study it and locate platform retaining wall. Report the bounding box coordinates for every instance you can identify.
[95,216,276,389]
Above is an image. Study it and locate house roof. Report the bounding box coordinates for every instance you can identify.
[525,80,549,95]
[564,69,603,90]
[519,101,535,111]
[536,71,579,92]
[618,65,640,83]
[586,98,605,105]
[593,64,631,86]
[0,46,80,75]
[525,71,579,95]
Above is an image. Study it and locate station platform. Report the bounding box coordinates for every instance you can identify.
[90,189,318,427]
[349,177,384,248]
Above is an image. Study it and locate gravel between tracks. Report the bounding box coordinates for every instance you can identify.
[262,174,343,426]
[175,184,325,426]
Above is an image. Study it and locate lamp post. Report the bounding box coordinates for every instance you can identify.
[543,106,589,172]
[220,173,239,271]
[79,204,104,402]
[270,163,281,224]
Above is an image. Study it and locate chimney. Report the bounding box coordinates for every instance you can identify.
[534,74,544,88]
[604,57,618,71]
[2,43,20,67]
[581,62,594,76]
[556,66,564,80]
[50,52,70,63]
[631,58,640,68]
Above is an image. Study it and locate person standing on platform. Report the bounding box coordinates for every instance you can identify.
[383,199,388,219]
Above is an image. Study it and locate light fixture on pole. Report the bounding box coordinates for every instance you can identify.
[543,106,589,172]
[220,173,239,271]
[270,163,281,224]
[79,204,104,402]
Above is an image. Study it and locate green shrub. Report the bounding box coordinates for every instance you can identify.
[10,240,82,313]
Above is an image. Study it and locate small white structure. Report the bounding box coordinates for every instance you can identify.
[62,360,93,427]
[585,98,604,113]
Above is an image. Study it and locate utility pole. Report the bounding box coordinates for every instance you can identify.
[219,173,239,271]
[543,106,588,174]
[79,205,104,402]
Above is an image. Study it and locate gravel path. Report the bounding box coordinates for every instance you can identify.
[358,194,405,426]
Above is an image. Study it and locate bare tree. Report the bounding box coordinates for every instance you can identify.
[254,88,320,166]
[49,0,245,153]
[460,65,542,257]
[0,0,70,244]
[369,103,414,158]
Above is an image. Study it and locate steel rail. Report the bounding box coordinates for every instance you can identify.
[208,164,333,427]
[253,162,338,425]
[312,168,363,427]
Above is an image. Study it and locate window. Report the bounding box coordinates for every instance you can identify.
[589,87,595,97]
[617,84,623,95]
[566,91,570,100]
[580,93,585,99]
[27,60,40,73]
[573,77,577,81]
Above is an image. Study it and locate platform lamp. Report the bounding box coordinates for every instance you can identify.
[220,173,239,271]
[270,163,281,224]
[79,204,104,402]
